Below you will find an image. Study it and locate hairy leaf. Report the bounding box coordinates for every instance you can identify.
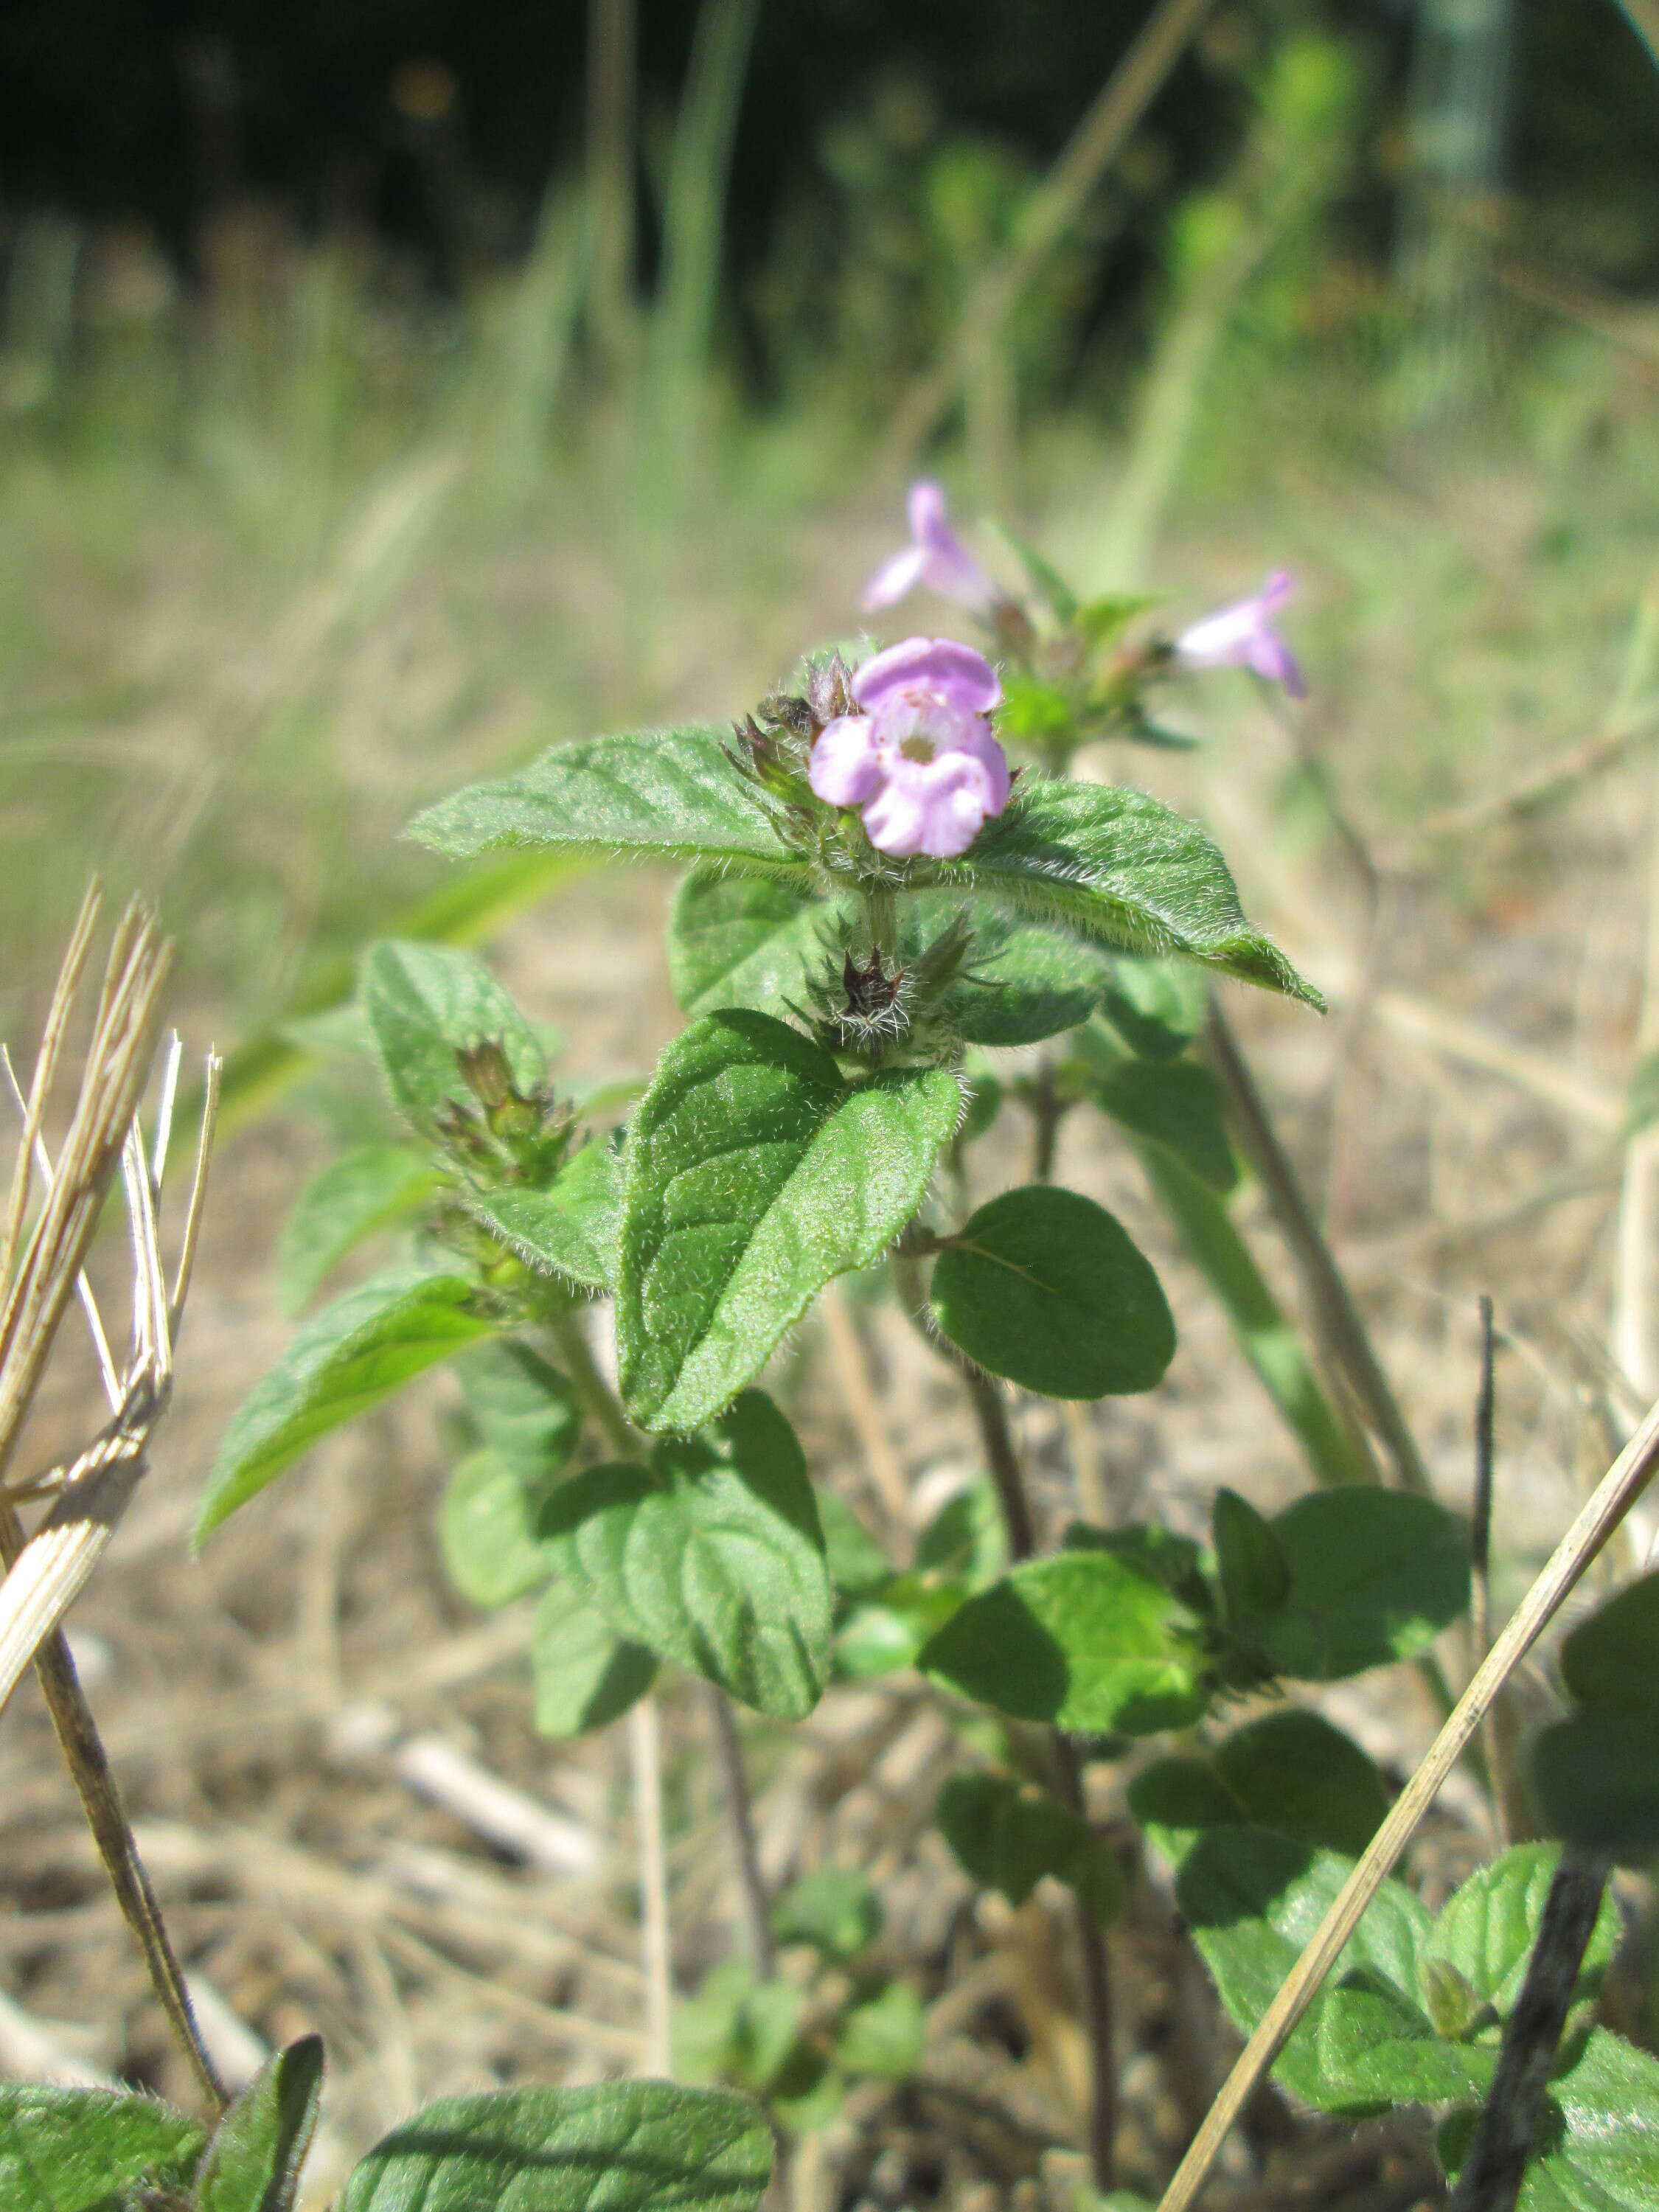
[336,2080,773,2212]
[619,1009,959,1434]
[1260,1489,1470,1680]
[361,939,549,1138]
[1211,1487,1291,1626]
[532,1586,657,1736]
[923,779,1321,1007]
[1212,1711,1390,1856]
[1425,1844,1621,2020]
[195,2034,324,2212]
[0,2084,206,2211]
[669,870,841,1019]
[541,1391,832,1719]
[198,1265,492,1540]
[409,727,804,878]
[930,1184,1174,1399]
[456,1338,582,1479]
[277,1144,438,1314]
[1440,2028,1659,2211]
[1099,956,1209,1060]
[1172,1826,1474,2114]
[919,1548,1209,1735]
[464,1137,624,1291]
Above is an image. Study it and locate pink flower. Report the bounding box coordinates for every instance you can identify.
[863,481,1001,616]
[810,636,1011,860]
[1174,571,1307,698]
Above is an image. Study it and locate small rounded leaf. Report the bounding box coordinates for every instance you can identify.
[1560,1569,1659,1719]
[931,1185,1175,1399]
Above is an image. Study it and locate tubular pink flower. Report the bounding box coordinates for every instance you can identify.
[1174,570,1308,698]
[863,481,1001,616]
[809,635,1011,861]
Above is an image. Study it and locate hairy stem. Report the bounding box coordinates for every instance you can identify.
[548,1307,637,1456]
[705,1683,775,1980]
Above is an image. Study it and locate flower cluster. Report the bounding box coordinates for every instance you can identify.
[809,636,1012,861]
[863,479,1307,701]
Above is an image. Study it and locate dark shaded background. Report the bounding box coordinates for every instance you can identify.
[2,1,1653,310]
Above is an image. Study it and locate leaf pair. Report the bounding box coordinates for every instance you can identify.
[411,723,1321,1006]
[919,1488,1470,1736]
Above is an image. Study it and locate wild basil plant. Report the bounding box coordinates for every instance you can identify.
[178,490,1659,2211]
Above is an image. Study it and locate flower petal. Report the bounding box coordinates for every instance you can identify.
[862,543,930,613]
[852,635,1003,715]
[809,716,884,807]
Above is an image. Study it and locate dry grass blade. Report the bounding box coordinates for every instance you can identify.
[0,896,229,2112]
[1154,1388,1659,2212]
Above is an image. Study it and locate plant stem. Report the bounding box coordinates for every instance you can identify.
[628,1696,674,2076]
[549,1307,637,1456]
[960,1364,1038,1562]
[1449,1847,1613,2212]
[910,1259,1116,2191]
[705,1683,775,1980]
[1203,996,1434,1497]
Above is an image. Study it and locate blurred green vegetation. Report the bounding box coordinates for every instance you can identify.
[0,13,1654,1069]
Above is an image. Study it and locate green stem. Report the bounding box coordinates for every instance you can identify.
[548,1307,637,1456]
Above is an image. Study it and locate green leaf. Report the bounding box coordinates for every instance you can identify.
[1172,1827,1472,2114]
[835,1576,967,1678]
[1126,1754,1245,1852]
[1136,1146,1374,1488]
[1259,1490,1470,1680]
[618,1010,959,1434]
[930,1185,1174,1400]
[669,870,840,1019]
[1211,1488,1291,1625]
[929,779,1322,1008]
[336,2081,773,2212]
[1099,958,1208,1061]
[816,1492,894,1607]
[409,727,803,879]
[194,2034,324,2212]
[675,1964,808,2098]
[1425,1844,1622,2019]
[936,1771,1124,1924]
[0,2085,206,2211]
[532,1585,657,1736]
[1440,2028,1659,2211]
[440,1450,558,1609]
[464,1137,624,1291]
[456,1338,582,1479]
[361,939,549,1139]
[914,1477,1007,1587]
[1559,1568,1659,1719]
[1534,1705,1659,1851]
[942,908,1110,1046]
[1212,1711,1391,1856]
[1075,1029,1237,1194]
[541,1391,832,1719]
[833,1980,924,2080]
[919,1548,1210,1735]
[771,1868,883,1961]
[277,1145,438,1314]
[198,1266,493,1540]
